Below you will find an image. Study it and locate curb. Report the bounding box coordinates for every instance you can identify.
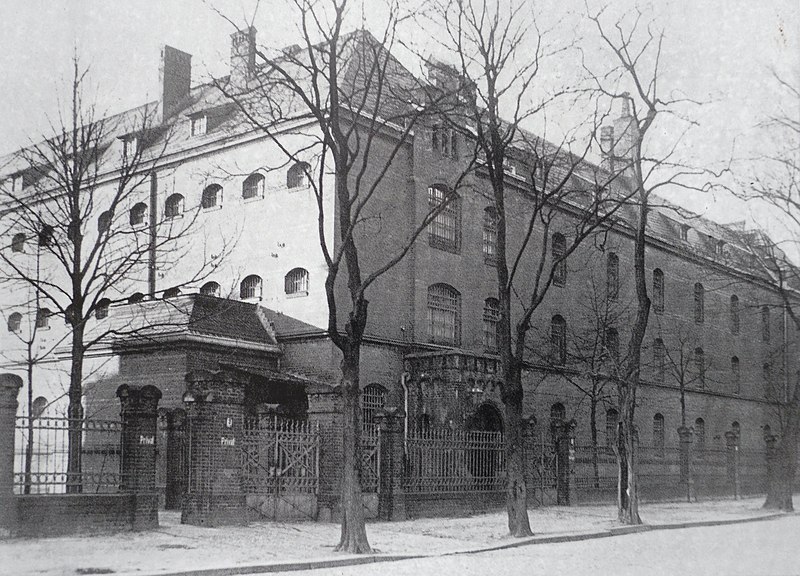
[126,511,792,576]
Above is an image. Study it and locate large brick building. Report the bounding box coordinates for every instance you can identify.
[0,28,794,507]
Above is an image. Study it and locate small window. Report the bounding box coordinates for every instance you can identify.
[98,210,112,234]
[165,194,184,219]
[694,418,705,453]
[190,114,208,137]
[38,225,54,247]
[95,298,111,320]
[730,295,740,335]
[482,297,501,352]
[761,305,770,342]
[7,312,22,333]
[361,384,388,431]
[715,240,725,256]
[552,233,567,287]
[731,356,740,395]
[432,126,457,158]
[550,315,567,366]
[201,184,222,209]
[652,269,664,314]
[35,308,51,329]
[653,413,665,455]
[284,267,309,295]
[550,402,566,427]
[653,338,665,383]
[287,162,311,189]
[427,283,461,345]
[694,283,704,324]
[482,207,498,264]
[128,292,145,304]
[122,135,139,159]
[694,347,705,389]
[242,173,265,200]
[163,287,181,299]
[130,203,148,227]
[679,224,690,241]
[606,408,618,448]
[427,185,460,253]
[11,233,25,253]
[64,304,75,325]
[240,274,263,300]
[200,281,220,297]
[606,252,619,300]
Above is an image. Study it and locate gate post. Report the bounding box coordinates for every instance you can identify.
[725,431,740,499]
[162,409,187,510]
[117,384,162,493]
[0,373,22,535]
[555,419,576,506]
[677,426,694,501]
[182,369,247,526]
[377,407,406,521]
[307,387,342,522]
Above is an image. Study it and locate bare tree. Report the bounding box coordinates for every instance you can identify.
[213,0,468,552]
[0,58,226,492]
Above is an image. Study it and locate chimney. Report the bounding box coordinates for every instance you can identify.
[600,126,615,172]
[230,27,257,89]
[159,45,192,121]
[612,92,638,166]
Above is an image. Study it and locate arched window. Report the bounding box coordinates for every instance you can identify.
[285,268,309,295]
[552,233,567,286]
[287,162,311,189]
[242,173,265,200]
[163,287,181,299]
[653,338,665,383]
[240,275,263,300]
[607,252,619,300]
[731,356,740,395]
[200,281,220,297]
[550,315,567,366]
[128,292,145,304]
[98,210,112,233]
[652,269,664,314]
[606,408,618,448]
[11,233,25,253]
[36,308,50,329]
[729,295,740,335]
[7,312,22,333]
[550,402,566,425]
[201,184,222,209]
[427,283,461,345]
[483,207,498,263]
[694,347,705,388]
[165,194,184,219]
[761,305,770,342]
[95,298,111,320]
[653,413,665,455]
[361,384,387,432]
[694,283,704,324]
[427,185,460,252]
[731,421,741,444]
[130,202,147,226]
[482,297,501,352]
[763,362,773,399]
[38,224,54,247]
[694,418,706,453]
[604,327,619,362]
[64,304,75,325]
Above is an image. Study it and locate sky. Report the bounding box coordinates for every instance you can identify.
[0,0,797,231]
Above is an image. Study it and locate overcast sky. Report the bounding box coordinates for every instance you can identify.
[0,0,797,230]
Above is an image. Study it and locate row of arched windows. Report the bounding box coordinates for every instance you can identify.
[426,285,503,352]
[201,268,311,301]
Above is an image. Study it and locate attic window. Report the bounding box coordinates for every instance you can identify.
[12,174,25,192]
[679,224,690,241]
[122,135,140,159]
[191,114,208,137]
[716,240,725,256]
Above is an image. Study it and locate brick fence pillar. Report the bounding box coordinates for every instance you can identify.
[181,369,247,526]
[117,384,162,493]
[555,419,576,506]
[677,426,694,502]
[307,388,342,522]
[377,407,406,521]
[0,374,22,535]
[725,431,740,499]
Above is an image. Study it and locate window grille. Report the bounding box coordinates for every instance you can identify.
[361,384,387,431]
[11,233,25,253]
[550,315,567,366]
[652,269,664,314]
[694,418,705,453]
[190,114,207,136]
[7,312,21,333]
[694,283,704,323]
[240,275,263,300]
[130,203,147,226]
[287,162,311,189]
[482,298,500,352]
[242,173,265,199]
[36,308,50,329]
[427,283,460,345]
[427,185,460,252]
[607,253,619,300]
[200,281,220,297]
[483,207,497,264]
[731,356,740,395]
[432,126,457,158]
[202,184,222,209]
[285,268,309,295]
[653,413,665,455]
[165,194,184,219]
[552,233,567,286]
[38,225,54,247]
[730,295,740,335]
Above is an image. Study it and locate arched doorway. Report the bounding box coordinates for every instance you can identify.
[467,402,504,433]
[466,403,503,487]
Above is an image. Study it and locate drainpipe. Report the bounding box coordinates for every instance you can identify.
[401,371,410,453]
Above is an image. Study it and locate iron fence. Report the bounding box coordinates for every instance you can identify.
[361,424,380,493]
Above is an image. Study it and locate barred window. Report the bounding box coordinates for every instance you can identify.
[432,126,457,158]
[190,114,207,136]
[98,210,112,233]
[38,225,54,247]
[550,315,567,366]
[653,338,665,383]
[427,185,460,252]
[694,417,705,453]
[163,287,181,299]
[242,173,265,200]
[7,312,21,333]
[761,305,770,342]
[427,284,461,345]
[202,184,222,209]
[95,298,111,320]
[200,281,220,297]
[36,308,50,329]
[130,202,147,226]
[694,347,705,388]
[165,194,184,219]
[606,408,618,448]
[552,233,567,286]
[652,269,664,314]
[287,162,311,189]
[730,295,740,335]
[361,384,387,431]
[285,267,309,295]
[694,283,704,324]
[11,233,25,253]
[607,252,619,300]
[653,413,665,455]
[240,275,263,300]
[482,298,501,352]
[483,207,497,264]
[731,356,740,395]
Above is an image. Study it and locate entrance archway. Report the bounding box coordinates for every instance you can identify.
[466,403,503,485]
[467,402,504,433]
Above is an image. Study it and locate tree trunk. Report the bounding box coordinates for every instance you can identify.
[616,398,641,524]
[590,388,599,490]
[503,371,532,536]
[763,387,800,511]
[66,325,85,494]
[335,344,371,553]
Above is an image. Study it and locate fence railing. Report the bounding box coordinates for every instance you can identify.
[13,413,124,494]
[404,429,505,494]
[361,425,380,493]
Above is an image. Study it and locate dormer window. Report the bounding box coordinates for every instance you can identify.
[432,126,457,159]
[190,114,208,137]
[679,224,690,241]
[122,135,140,159]
[716,240,725,256]
[12,174,24,192]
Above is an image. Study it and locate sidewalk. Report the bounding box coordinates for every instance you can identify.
[0,497,787,576]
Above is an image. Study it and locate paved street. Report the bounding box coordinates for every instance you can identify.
[273,515,800,576]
